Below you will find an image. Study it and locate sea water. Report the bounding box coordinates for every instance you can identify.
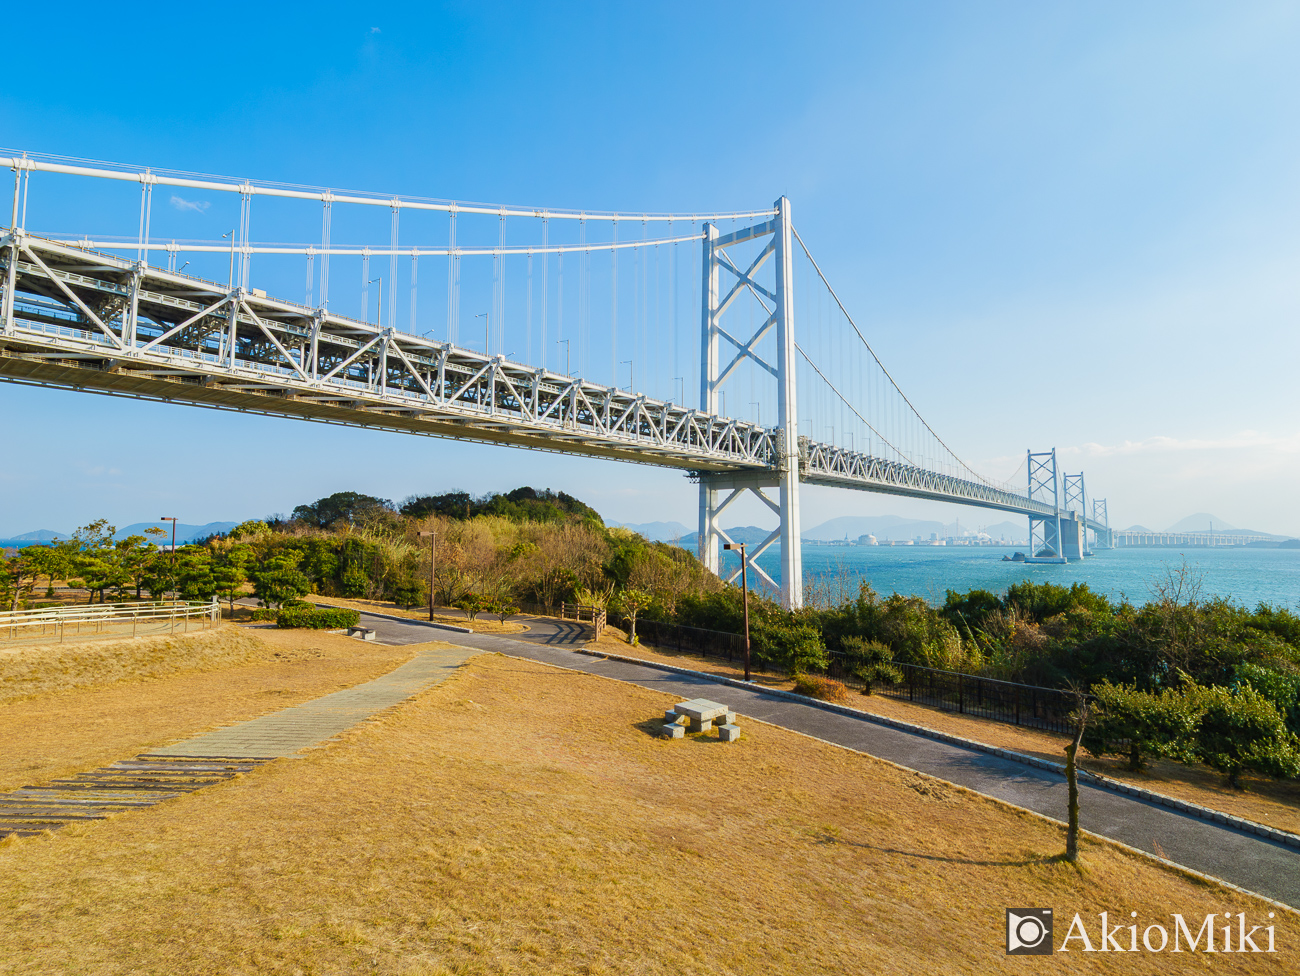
[730,545,1300,609]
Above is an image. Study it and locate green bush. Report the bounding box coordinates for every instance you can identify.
[277,606,361,630]
[250,607,278,621]
[1184,681,1300,787]
[1083,681,1199,770]
[841,636,903,694]
[340,565,368,598]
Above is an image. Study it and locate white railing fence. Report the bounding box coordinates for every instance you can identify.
[0,599,221,643]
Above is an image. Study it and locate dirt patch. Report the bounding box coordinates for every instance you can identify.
[0,652,1290,974]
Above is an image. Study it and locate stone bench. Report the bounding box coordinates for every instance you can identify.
[347,626,376,641]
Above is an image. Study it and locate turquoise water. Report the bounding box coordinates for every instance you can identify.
[729,546,1300,609]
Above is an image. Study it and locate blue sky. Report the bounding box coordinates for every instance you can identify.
[3,1,1299,536]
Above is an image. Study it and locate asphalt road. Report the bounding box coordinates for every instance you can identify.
[357,610,1300,907]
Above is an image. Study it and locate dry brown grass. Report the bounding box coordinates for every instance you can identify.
[0,625,268,703]
[583,640,1300,840]
[791,673,850,703]
[0,652,1293,975]
[0,626,437,794]
[311,594,528,634]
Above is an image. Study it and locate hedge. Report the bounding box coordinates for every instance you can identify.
[276,606,361,630]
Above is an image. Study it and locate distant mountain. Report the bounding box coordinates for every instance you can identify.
[3,528,69,542]
[116,521,239,544]
[1123,524,1155,533]
[611,520,692,543]
[1165,513,1238,533]
[719,525,778,547]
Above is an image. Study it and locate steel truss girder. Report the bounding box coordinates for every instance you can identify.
[0,232,775,472]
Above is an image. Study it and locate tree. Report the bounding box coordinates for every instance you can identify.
[491,600,519,624]
[0,550,41,611]
[841,636,902,695]
[454,593,485,621]
[291,492,394,530]
[175,548,217,601]
[613,588,653,645]
[251,552,311,608]
[211,542,253,613]
[1064,690,1092,863]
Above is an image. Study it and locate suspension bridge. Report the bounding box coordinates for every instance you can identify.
[0,152,1113,607]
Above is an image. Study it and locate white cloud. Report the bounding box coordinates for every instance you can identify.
[169,195,209,214]
[1064,431,1300,458]
[370,26,381,34]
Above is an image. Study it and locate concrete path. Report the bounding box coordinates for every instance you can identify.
[151,644,477,759]
[347,610,1300,907]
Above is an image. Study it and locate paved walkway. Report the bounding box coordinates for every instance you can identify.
[151,644,477,759]
[347,611,1300,908]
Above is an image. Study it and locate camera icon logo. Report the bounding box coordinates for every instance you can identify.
[1006,908,1053,955]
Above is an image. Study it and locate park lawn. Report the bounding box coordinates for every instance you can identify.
[582,636,1300,841]
[0,625,447,793]
[0,652,1292,975]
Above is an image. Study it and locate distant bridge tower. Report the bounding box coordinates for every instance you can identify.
[1062,472,1093,557]
[697,196,803,609]
[1091,497,1112,549]
[1025,449,1068,563]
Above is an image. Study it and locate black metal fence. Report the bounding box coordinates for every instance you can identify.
[608,613,747,662]
[830,658,1083,735]
[536,603,1084,736]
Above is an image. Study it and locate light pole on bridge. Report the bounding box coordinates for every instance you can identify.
[368,277,382,326]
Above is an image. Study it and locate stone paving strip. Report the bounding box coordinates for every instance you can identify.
[149,643,477,759]
[0,644,478,839]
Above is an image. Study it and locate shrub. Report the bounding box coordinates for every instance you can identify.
[1235,663,1300,735]
[277,606,361,630]
[454,593,485,621]
[841,636,902,694]
[340,565,368,598]
[792,674,850,704]
[250,607,278,621]
[1083,681,1199,770]
[1184,681,1300,788]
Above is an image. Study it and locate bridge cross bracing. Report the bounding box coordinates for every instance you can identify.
[0,152,1112,608]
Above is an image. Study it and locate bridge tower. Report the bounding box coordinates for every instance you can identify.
[697,196,803,608]
[1025,449,1068,563]
[1091,498,1112,549]
[1062,472,1093,557]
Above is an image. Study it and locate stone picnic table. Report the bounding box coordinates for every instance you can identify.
[661,697,741,741]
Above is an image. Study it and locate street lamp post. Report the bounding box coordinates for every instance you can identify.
[418,530,436,621]
[722,541,751,681]
[557,338,570,375]
[475,312,490,355]
[159,517,178,600]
